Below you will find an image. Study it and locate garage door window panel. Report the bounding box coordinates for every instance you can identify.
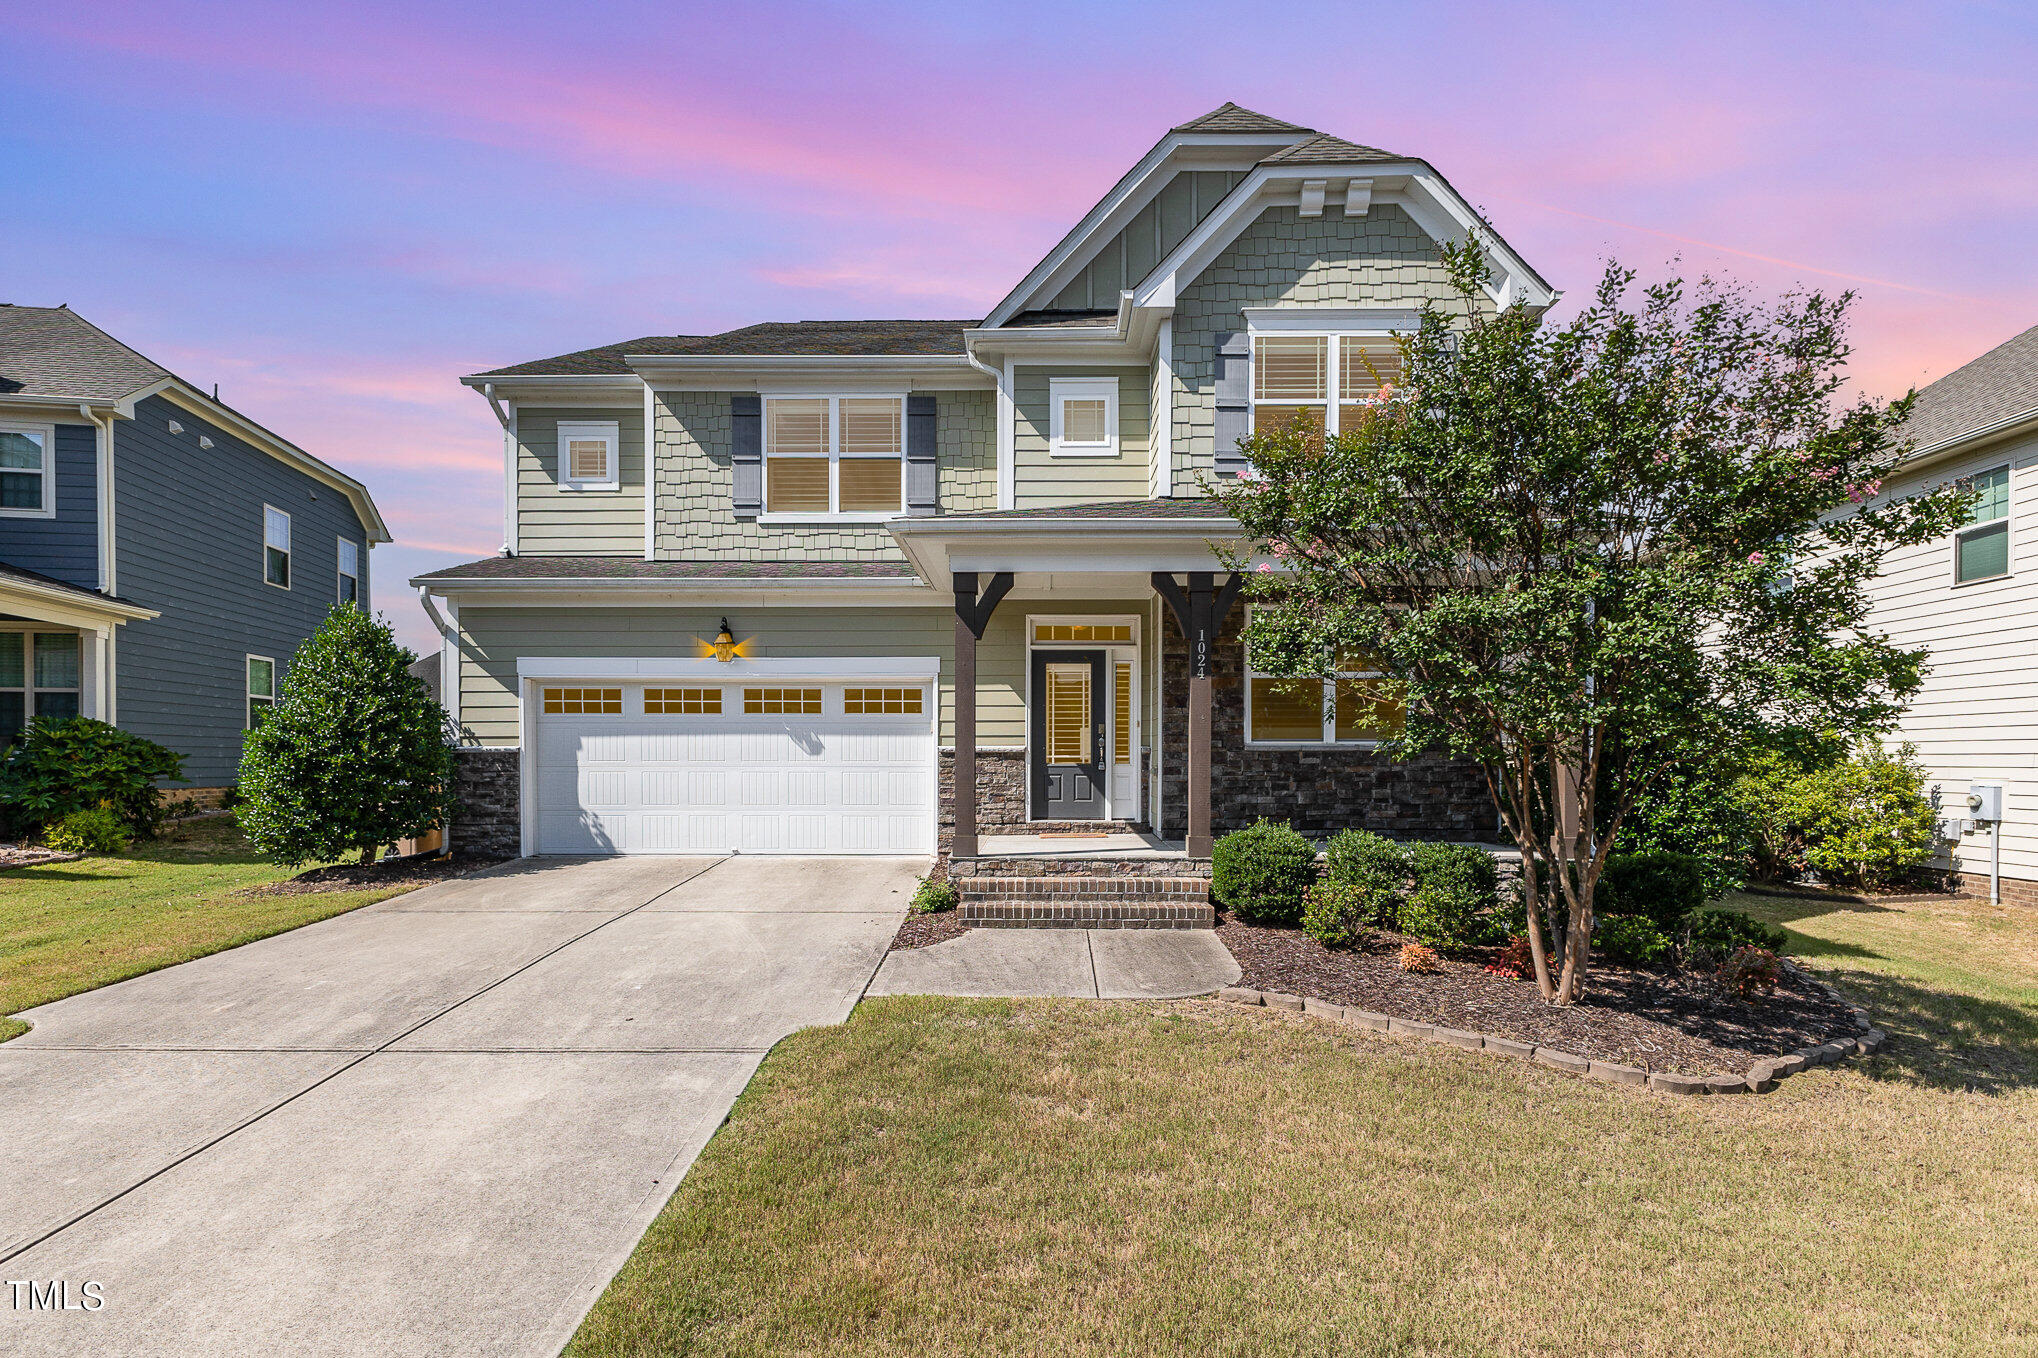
[646,687,722,714]
[543,687,622,714]
[844,686,923,715]
[744,687,822,715]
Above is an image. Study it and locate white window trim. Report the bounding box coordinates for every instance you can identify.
[1022,613,1142,822]
[1048,377,1120,458]
[1950,463,2012,587]
[246,654,276,729]
[262,504,292,591]
[0,418,58,519]
[1245,327,1406,439]
[337,537,361,605]
[0,627,83,738]
[557,420,621,492]
[1242,605,1390,749]
[761,393,906,520]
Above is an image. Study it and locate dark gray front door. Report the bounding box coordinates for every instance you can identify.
[1030,649,1107,819]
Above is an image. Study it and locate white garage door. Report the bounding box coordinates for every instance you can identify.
[531,678,935,855]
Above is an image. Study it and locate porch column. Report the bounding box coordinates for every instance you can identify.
[951,570,1012,859]
[1153,571,1244,859]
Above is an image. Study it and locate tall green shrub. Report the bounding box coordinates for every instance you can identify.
[1321,829,1411,928]
[1599,850,1709,931]
[1398,842,1501,951]
[1211,820,1318,925]
[1733,740,1938,890]
[0,717,184,837]
[237,606,455,866]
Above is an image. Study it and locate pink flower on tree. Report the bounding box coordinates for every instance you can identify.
[1747,551,1766,565]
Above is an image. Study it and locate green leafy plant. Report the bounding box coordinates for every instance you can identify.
[1218,248,1969,1001]
[1391,842,1501,951]
[44,804,132,855]
[0,717,184,837]
[1687,909,1787,955]
[1599,850,1710,932]
[1211,820,1318,925]
[1593,914,1674,967]
[236,606,455,866]
[1321,829,1410,928]
[910,878,958,914]
[1301,881,1375,950]
[1716,945,1782,999]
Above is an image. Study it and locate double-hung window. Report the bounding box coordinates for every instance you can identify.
[558,420,620,491]
[1251,333,1404,436]
[1954,465,2010,584]
[764,396,903,517]
[246,656,276,729]
[338,538,361,605]
[0,421,55,517]
[1244,613,1404,747]
[0,632,81,745]
[263,506,292,588]
[1049,377,1119,457]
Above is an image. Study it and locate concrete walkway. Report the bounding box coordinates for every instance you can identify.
[868,927,1241,999]
[1,854,916,1358]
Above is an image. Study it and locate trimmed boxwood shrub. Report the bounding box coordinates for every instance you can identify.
[1321,829,1410,929]
[1397,842,1501,951]
[0,717,184,838]
[1212,819,1318,924]
[1687,908,1786,954]
[1301,881,1373,949]
[1600,850,1709,931]
[1593,914,1674,967]
[910,878,958,914]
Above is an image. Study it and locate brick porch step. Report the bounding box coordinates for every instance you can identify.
[956,875,1215,930]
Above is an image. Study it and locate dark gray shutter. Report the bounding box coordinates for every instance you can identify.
[905,393,937,515]
[1212,331,1251,479]
[730,393,762,516]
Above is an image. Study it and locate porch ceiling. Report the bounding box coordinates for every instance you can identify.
[890,505,1240,582]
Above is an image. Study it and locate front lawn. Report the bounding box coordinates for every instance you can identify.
[571,892,2038,1357]
[0,816,412,1041]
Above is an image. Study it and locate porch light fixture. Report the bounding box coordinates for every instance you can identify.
[712,618,738,663]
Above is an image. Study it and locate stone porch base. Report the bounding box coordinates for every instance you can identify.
[956,872,1215,929]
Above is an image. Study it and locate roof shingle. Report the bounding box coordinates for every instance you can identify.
[473,320,980,378]
[0,304,171,401]
[1171,103,1315,136]
[1903,322,2038,452]
[1259,132,1404,165]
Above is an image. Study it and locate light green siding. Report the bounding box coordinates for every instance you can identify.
[1048,169,1246,311]
[454,597,1152,747]
[516,407,644,556]
[1170,203,1484,488]
[1012,367,1152,508]
[650,388,996,560]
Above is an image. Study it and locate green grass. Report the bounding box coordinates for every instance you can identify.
[571,892,2038,1358]
[1,816,409,1041]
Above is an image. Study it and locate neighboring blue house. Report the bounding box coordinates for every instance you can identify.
[0,304,389,793]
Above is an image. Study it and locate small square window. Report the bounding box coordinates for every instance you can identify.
[1049,378,1119,457]
[264,506,292,588]
[557,421,620,491]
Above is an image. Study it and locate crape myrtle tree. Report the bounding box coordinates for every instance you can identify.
[238,604,455,866]
[1216,245,1970,1004]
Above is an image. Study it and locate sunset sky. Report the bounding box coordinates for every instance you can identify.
[6,1,2034,650]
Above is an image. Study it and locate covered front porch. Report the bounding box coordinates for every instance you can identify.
[0,564,156,744]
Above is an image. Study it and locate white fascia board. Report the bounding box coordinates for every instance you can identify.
[0,394,122,415]
[626,356,989,393]
[0,578,158,627]
[967,296,1169,365]
[1895,407,2038,474]
[890,518,1240,581]
[458,374,645,405]
[156,382,392,543]
[519,655,942,682]
[411,580,938,610]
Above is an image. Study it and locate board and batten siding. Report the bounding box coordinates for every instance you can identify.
[453,597,1152,749]
[515,406,645,556]
[1046,169,1247,312]
[648,388,995,560]
[0,420,98,589]
[114,394,371,786]
[1866,428,2038,890]
[1012,367,1151,508]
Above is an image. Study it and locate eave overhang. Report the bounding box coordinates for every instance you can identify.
[623,354,989,391]
[1894,405,2038,476]
[0,576,158,628]
[887,512,1241,582]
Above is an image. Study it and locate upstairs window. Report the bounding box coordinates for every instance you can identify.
[1251,333,1404,436]
[1955,465,2011,584]
[558,420,620,491]
[338,538,360,606]
[1049,377,1119,457]
[764,396,902,517]
[0,421,54,518]
[263,506,292,588]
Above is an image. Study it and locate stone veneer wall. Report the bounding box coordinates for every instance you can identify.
[1158,609,1493,842]
[451,746,520,859]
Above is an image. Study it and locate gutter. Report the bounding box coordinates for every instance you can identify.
[1895,405,2038,472]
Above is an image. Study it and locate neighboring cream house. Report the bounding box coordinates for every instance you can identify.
[413,104,1553,905]
[1865,323,2038,907]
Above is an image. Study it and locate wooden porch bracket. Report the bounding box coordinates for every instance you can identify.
[1153,571,1244,858]
[951,571,1013,859]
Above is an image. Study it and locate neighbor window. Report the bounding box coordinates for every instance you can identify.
[645,687,722,714]
[542,686,622,714]
[764,396,902,516]
[246,656,275,729]
[1251,333,1403,436]
[338,538,360,605]
[1245,612,1404,746]
[1955,465,2011,584]
[1,632,81,744]
[263,505,291,588]
[558,420,620,491]
[1049,377,1119,457]
[844,687,923,715]
[0,421,55,517]
[743,686,822,714]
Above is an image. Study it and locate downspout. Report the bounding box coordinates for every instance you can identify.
[480,383,516,556]
[963,344,1014,511]
[418,585,460,857]
[82,403,117,595]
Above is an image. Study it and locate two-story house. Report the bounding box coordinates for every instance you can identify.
[414,105,1553,885]
[1862,322,2038,907]
[0,304,388,797]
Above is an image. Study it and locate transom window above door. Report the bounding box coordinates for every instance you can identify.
[1031,622,1133,644]
[1251,333,1404,436]
[764,395,903,517]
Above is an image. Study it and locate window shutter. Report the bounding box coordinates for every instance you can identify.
[730,394,762,516]
[1213,331,1250,478]
[905,393,938,515]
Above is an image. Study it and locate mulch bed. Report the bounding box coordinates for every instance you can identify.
[243,851,510,896]
[1217,915,1857,1076]
[890,910,972,951]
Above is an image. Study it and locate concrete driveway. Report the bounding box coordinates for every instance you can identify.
[0,854,916,1357]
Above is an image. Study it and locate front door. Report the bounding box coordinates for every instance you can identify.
[1030,649,1107,819]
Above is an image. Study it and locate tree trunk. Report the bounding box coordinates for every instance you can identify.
[358,844,378,867]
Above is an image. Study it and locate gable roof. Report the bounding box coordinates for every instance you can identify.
[1259,132,1403,165]
[0,304,172,402]
[1903,322,2038,454]
[476,336,701,378]
[1170,102,1314,136]
[473,320,978,378]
